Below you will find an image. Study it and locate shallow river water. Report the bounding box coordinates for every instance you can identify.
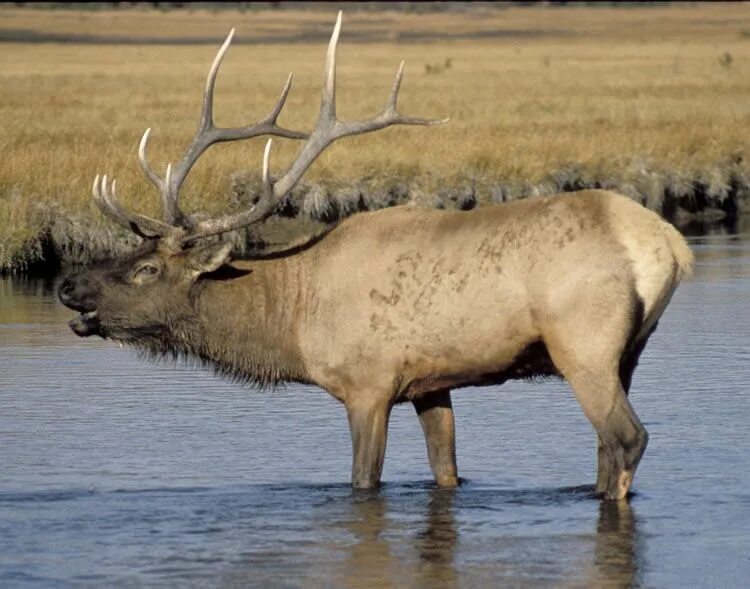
[1,231,749,588]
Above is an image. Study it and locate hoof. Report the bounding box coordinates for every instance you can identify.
[604,471,632,501]
[352,479,381,490]
[435,475,460,488]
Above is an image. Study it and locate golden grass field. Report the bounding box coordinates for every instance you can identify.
[1,3,749,270]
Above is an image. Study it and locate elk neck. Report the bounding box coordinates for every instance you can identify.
[184,254,311,387]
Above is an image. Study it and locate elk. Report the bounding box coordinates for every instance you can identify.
[58,12,693,500]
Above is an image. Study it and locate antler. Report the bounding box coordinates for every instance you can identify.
[138,28,308,226]
[93,11,446,247]
[93,28,307,239]
[182,11,447,244]
[92,174,173,239]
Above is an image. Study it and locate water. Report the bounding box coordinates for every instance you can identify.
[1,232,749,588]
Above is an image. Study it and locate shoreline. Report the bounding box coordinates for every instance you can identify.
[5,165,748,277]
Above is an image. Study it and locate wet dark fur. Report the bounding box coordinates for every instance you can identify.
[112,301,309,390]
[129,339,309,390]
[61,243,308,389]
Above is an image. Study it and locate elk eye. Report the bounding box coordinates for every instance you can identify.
[133,263,160,280]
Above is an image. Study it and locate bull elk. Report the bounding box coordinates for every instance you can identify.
[58,12,693,500]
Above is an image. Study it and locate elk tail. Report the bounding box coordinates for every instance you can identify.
[663,221,694,280]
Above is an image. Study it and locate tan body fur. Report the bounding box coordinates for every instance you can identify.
[190,190,692,498]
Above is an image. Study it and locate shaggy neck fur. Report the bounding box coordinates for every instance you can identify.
[171,258,310,387]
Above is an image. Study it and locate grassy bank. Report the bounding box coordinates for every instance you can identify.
[1,3,749,272]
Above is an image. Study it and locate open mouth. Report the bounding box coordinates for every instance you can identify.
[69,310,102,337]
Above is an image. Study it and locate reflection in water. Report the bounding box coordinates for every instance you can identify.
[417,488,458,566]
[589,500,641,589]
[341,491,394,588]
[330,487,641,589]
[335,488,458,589]
[414,489,458,589]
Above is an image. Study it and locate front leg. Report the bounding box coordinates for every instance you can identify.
[413,390,459,487]
[346,396,393,489]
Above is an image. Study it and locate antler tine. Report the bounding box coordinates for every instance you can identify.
[268,73,294,124]
[201,28,235,133]
[138,128,182,229]
[320,9,342,121]
[386,61,449,125]
[262,139,273,200]
[92,173,172,239]
[386,61,405,114]
[138,128,163,191]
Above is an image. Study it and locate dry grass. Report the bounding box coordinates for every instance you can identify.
[1,3,749,270]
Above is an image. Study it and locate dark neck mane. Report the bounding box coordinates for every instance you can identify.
[137,260,310,388]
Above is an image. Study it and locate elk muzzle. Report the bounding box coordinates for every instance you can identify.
[58,273,102,337]
[67,311,101,338]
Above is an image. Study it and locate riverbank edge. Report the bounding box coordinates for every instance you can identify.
[4,162,748,276]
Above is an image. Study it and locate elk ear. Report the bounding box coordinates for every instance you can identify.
[184,241,233,280]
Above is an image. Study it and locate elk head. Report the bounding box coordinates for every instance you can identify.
[58,12,444,342]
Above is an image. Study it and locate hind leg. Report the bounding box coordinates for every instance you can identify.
[594,356,635,494]
[595,326,656,494]
[553,349,648,500]
[543,284,649,499]
[566,362,648,500]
